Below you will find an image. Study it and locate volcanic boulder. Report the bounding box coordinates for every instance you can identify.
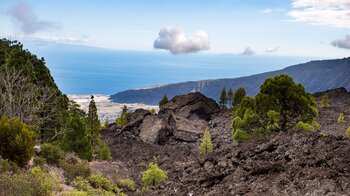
[159,92,220,121]
[125,92,220,144]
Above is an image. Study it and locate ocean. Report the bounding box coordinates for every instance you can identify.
[24,41,315,95]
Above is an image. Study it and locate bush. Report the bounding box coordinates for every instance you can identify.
[119,179,135,191]
[62,190,88,196]
[337,113,346,123]
[295,121,314,132]
[30,166,61,196]
[41,143,64,164]
[0,172,35,195]
[233,129,251,143]
[33,156,46,168]
[60,159,91,183]
[72,174,124,195]
[346,126,350,138]
[98,142,112,161]
[88,173,120,192]
[0,159,18,173]
[149,108,156,115]
[113,176,135,191]
[0,160,11,173]
[0,115,37,167]
[142,162,167,188]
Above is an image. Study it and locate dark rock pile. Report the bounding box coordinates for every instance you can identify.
[106,92,221,145]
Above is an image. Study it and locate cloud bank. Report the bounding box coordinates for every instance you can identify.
[241,47,255,56]
[9,1,57,34]
[266,47,279,53]
[288,0,350,28]
[331,35,350,49]
[153,27,210,55]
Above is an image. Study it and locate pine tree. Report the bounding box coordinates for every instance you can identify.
[199,128,214,155]
[219,87,228,109]
[233,87,247,109]
[87,95,101,151]
[227,88,234,108]
[321,94,330,108]
[159,94,169,107]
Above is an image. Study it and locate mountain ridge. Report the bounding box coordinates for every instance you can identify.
[111,57,350,105]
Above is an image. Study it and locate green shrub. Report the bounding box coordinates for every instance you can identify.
[0,172,35,195]
[113,176,135,191]
[142,162,167,188]
[30,166,61,196]
[0,160,11,173]
[320,131,328,137]
[0,115,37,167]
[337,113,346,123]
[98,142,112,161]
[149,108,156,115]
[0,160,18,173]
[41,143,64,164]
[72,176,93,192]
[33,156,46,168]
[199,127,213,155]
[72,176,123,196]
[346,126,350,138]
[295,121,314,132]
[119,179,135,191]
[62,190,88,196]
[88,173,120,192]
[0,166,61,196]
[60,159,91,183]
[233,129,251,143]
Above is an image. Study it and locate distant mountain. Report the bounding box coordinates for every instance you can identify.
[111,57,350,105]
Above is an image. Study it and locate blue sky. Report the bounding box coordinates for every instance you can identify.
[1,0,350,58]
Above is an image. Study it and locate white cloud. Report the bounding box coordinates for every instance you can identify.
[153,27,210,55]
[241,47,254,56]
[288,0,350,28]
[331,35,350,49]
[263,9,273,13]
[8,1,58,34]
[266,46,279,53]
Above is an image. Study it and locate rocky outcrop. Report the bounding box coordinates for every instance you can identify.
[123,109,151,135]
[159,92,220,121]
[139,115,170,144]
[107,92,220,145]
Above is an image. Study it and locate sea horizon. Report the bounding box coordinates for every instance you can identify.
[22,40,327,95]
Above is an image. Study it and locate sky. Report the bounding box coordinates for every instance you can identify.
[0,0,350,58]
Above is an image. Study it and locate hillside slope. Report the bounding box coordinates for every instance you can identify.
[102,89,350,195]
[111,57,350,105]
